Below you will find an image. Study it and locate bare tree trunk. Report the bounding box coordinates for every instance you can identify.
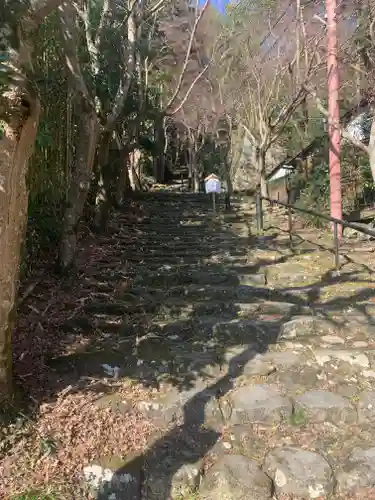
[223,152,233,210]
[59,106,99,271]
[129,150,143,191]
[187,161,193,191]
[0,92,40,401]
[368,119,375,184]
[153,115,166,183]
[193,172,200,193]
[256,148,268,197]
[93,131,112,231]
[191,149,199,193]
[130,165,143,191]
[115,148,132,206]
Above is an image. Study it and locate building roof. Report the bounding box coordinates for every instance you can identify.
[267,164,295,183]
[204,173,220,182]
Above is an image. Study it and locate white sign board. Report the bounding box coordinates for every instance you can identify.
[205,176,221,194]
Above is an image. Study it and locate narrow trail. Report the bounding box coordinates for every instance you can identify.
[7,192,375,499]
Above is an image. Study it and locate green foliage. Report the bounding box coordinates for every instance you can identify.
[21,12,70,274]
[293,162,330,228]
[0,51,11,89]
[290,407,308,427]
[11,491,58,500]
[201,145,222,175]
[139,135,156,153]
[26,195,63,258]
[0,119,5,139]
[291,141,372,228]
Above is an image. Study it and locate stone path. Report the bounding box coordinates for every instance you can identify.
[52,193,375,499]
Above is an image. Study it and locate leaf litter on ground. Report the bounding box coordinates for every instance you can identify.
[2,202,159,497]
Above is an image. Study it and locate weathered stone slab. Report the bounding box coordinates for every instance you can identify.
[357,391,375,423]
[265,351,303,367]
[226,349,304,377]
[313,349,370,369]
[136,379,228,428]
[84,455,142,500]
[200,454,272,499]
[336,447,375,494]
[280,316,338,340]
[263,446,335,499]
[322,335,345,345]
[295,390,357,424]
[229,384,292,425]
[143,427,218,500]
[224,425,270,462]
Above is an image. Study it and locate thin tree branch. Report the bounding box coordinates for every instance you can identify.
[147,0,168,17]
[58,2,94,110]
[306,85,370,154]
[239,121,257,145]
[31,0,65,23]
[168,63,210,116]
[163,0,209,112]
[72,2,100,76]
[104,0,137,130]
[95,0,110,45]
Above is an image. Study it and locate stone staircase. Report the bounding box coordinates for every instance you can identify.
[51,192,375,499]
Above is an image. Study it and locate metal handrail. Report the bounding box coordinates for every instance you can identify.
[255,193,375,271]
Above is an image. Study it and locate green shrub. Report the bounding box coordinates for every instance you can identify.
[290,143,372,228]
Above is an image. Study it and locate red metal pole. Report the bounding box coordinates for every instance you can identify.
[326,0,342,237]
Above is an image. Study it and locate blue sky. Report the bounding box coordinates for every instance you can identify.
[205,0,227,13]
[212,0,227,12]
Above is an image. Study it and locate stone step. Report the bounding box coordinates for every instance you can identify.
[131,231,249,241]
[125,194,250,204]
[63,302,375,353]
[122,258,249,269]
[98,248,248,260]
[126,257,250,272]
[114,226,249,236]
[99,242,250,253]
[115,213,249,223]
[66,313,368,351]
[100,258,248,269]
[81,298,311,318]
[96,249,250,262]
[99,234,250,246]
[141,209,241,217]
[80,280,375,322]
[112,224,224,232]
[132,270,266,287]
[121,284,302,303]
[62,313,281,341]
[108,230,249,241]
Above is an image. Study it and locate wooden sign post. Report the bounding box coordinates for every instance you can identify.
[204,174,221,214]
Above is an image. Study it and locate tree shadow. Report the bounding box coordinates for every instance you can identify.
[103,345,261,499]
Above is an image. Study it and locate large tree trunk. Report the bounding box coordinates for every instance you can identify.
[256,148,268,197]
[0,91,40,402]
[93,131,112,232]
[223,153,233,210]
[190,147,200,193]
[115,147,132,206]
[368,119,375,184]
[129,150,143,191]
[59,106,99,271]
[0,0,64,403]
